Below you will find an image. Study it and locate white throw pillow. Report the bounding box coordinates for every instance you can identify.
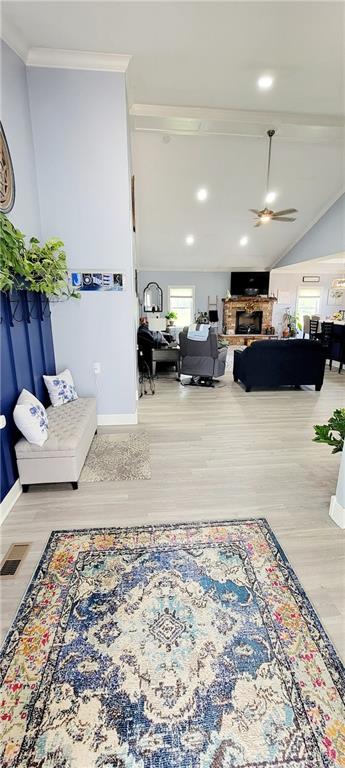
[17,388,49,416]
[13,391,49,447]
[43,369,78,407]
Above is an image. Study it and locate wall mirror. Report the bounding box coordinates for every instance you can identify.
[143,282,163,313]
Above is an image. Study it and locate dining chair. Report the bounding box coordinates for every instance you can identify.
[302,315,310,339]
[309,319,319,341]
[320,321,334,369]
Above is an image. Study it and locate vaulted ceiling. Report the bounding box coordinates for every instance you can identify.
[132,129,343,270]
[3,1,345,270]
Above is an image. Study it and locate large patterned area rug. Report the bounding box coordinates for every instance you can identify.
[0,519,344,768]
[80,432,151,482]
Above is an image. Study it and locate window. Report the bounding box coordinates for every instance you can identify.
[296,286,321,321]
[168,286,195,328]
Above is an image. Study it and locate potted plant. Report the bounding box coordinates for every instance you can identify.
[0,213,79,299]
[313,409,345,529]
[282,309,302,338]
[313,409,345,454]
[165,311,178,327]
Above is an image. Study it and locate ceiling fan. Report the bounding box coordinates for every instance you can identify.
[250,129,298,227]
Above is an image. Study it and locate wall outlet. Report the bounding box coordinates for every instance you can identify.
[93,362,101,375]
[0,415,7,429]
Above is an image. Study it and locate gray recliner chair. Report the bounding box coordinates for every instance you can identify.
[179,327,227,386]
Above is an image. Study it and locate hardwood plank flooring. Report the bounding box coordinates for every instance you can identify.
[1,368,344,658]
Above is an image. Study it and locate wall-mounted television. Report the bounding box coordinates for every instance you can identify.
[230,271,270,297]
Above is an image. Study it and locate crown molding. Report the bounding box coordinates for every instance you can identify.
[26,48,131,72]
[1,24,131,73]
[1,20,28,62]
[130,103,345,142]
[130,103,345,128]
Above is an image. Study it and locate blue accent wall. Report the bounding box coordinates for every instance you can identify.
[0,290,56,502]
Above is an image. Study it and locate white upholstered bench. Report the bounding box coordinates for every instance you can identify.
[15,397,97,492]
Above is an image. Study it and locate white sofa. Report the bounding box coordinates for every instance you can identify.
[15,397,97,491]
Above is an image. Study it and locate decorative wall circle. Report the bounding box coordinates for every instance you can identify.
[0,122,15,214]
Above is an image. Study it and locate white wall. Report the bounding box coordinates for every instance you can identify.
[270,269,345,334]
[138,270,229,324]
[0,41,41,237]
[139,269,345,334]
[27,67,137,421]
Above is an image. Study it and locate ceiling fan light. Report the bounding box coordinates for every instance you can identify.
[261,214,272,223]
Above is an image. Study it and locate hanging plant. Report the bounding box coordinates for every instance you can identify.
[0,213,79,299]
[0,214,26,291]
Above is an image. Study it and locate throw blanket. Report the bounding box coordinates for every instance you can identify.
[187,323,210,341]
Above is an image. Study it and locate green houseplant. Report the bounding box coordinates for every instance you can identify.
[313,409,345,454]
[165,311,178,326]
[0,213,79,299]
[285,311,302,337]
[0,214,26,292]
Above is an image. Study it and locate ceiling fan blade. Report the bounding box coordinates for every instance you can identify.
[249,209,260,215]
[254,221,262,228]
[273,208,298,216]
[272,216,296,222]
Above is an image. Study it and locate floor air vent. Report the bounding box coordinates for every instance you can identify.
[0,544,29,577]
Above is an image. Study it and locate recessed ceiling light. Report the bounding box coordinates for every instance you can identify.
[258,75,274,90]
[185,234,195,245]
[265,191,276,204]
[196,188,208,202]
[240,236,249,246]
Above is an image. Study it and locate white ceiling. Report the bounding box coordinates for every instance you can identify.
[2,1,345,271]
[133,130,344,270]
[3,1,345,115]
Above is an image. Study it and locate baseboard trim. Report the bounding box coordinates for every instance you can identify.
[329,494,345,529]
[0,480,22,526]
[97,412,138,426]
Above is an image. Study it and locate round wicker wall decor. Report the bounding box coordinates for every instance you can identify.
[0,122,15,213]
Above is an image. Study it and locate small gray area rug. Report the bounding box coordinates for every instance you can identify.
[80,432,151,482]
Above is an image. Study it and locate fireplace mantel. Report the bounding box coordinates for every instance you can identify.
[222,296,277,303]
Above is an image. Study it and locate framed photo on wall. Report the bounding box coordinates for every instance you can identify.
[328,287,345,306]
[70,272,124,291]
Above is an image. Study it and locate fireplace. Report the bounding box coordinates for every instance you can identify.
[236,310,263,335]
[221,296,277,344]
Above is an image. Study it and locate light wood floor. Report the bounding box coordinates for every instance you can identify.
[1,368,344,658]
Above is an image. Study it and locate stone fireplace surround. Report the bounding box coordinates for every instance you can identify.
[220,296,277,346]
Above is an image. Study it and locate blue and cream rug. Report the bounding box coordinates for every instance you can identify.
[0,519,344,767]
